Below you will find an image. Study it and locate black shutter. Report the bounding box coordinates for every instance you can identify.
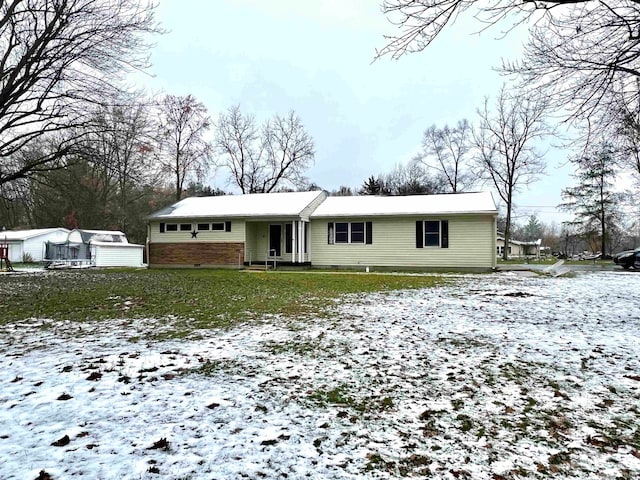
[365,222,373,244]
[441,220,449,248]
[327,222,334,244]
[416,221,423,248]
[159,222,165,233]
[225,221,231,232]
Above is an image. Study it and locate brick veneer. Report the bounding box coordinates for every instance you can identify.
[149,242,245,267]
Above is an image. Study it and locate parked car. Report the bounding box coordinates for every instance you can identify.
[612,248,640,269]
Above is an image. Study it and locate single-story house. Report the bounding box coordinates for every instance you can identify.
[496,234,543,259]
[1,228,70,263]
[45,229,144,267]
[147,190,498,271]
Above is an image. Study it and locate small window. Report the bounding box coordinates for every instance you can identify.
[197,223,210,231]
[211,222,225,231]
[351,222,365,243]
[416,220,449,248]
[425,221,440,247]
[180,223,192,231]
[166,224,178,232]
[335,222,349,243]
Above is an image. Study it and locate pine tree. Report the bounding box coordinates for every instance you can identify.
[559,144,623,256]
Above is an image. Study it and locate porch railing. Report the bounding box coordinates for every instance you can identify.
[267,249,277,270]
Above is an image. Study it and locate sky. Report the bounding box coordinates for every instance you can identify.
[135,0,575,226]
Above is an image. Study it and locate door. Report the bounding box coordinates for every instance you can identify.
[269,224,282,257]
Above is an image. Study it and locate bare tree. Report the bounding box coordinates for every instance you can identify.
[474,85,551,260]
[383,160,445,195]
[78,91,158,230]
[156,94,212,201]
[415,119,475,192]
[377,1,640,123]
[0,0,160,187]
[215,105,315,194]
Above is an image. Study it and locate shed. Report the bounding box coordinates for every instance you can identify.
[45,229,144,267]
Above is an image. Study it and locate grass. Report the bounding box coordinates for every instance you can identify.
[0,269,444,336]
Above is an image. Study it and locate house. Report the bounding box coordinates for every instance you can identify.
[147,190,498,271]
[496,234,542,259]
[0,228,70,263]
[44,229,144,267]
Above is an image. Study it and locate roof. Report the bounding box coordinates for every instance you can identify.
[1,228,69,241]
[310,192,497,218]
[497,235,541,247]
[69,229,127,244]
[148,191,326,220]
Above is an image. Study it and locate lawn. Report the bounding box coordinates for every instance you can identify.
[1,269,639,479]
[0,269,444,338]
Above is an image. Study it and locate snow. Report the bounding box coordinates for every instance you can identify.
[0,228,69,241]
[1,271,640,479]
[310,191,497,217]
[148,190,326,220]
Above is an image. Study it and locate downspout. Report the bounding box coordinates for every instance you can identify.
[146,222,151,268]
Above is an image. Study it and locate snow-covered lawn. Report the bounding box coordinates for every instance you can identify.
[1,271,639,479]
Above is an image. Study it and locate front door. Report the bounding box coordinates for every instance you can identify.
[269,224,282,257]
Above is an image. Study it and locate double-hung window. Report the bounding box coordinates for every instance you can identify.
[416,220,449,248]
[328,222,372,244]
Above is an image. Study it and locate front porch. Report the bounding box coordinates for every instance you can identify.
[245,220,310,266]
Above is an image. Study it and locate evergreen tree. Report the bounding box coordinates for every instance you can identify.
[359,176,386,195]
[559,144,624,256]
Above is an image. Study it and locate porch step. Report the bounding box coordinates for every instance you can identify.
[244,264,273,271]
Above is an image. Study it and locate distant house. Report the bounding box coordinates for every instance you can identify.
[496,234,543,259]
[45,229,144,267]
[1,228,70,263]
[147,190,498,271]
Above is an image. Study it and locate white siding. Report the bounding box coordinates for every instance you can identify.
[7,242,23,263]
[93,245,144,267]
[310,215,495,269]
[23,237,47,261]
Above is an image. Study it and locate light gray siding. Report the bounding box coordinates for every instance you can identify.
[310,215,496,269]
[149,220,246,244]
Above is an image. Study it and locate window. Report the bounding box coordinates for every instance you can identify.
[166,224,178,232]
[350,222,365,243]
[285,223,293,254]
[180,223,192,231]
[335,222,349,243]
[425,221,440,247]
[211,223,225,231]
[197,223,210,231]
[328,222,373,245]
[416,220,449,248]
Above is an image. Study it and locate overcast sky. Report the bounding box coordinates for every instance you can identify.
[137,0,574,226]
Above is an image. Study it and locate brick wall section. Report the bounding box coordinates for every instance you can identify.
[149,242,245,267]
